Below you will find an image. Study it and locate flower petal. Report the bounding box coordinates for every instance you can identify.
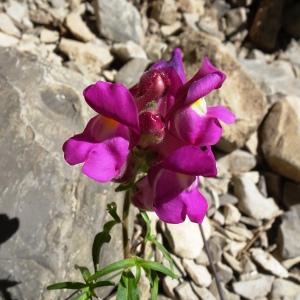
[153,174,207,224]
[186,73,225,105]
[82,137,129,182]
[151,48,186,83]
[173,108,223,146]
[161,145,217,177]
[83,81,139,132]
[63,115,130,165]
[207,106,236,124]
[132,176,154,210]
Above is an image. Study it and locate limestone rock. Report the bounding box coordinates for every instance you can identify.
[65,12,95,42]
[232,275,274,299]
[115,58,149,88]
[175,282,199,300]
[271,278,300,298]
[261,97,300,183]
[0,32,19,47]
[150,0,179,25]
[162,277,179,298]
[40,29,59,44]
[224,204,241,225]
[93,0,144,44]
[168,30,268,150]
[218,150,256,175]
[250,248,289,278]
[59,38,113,73]
[0,12,21,37]
[112,41,147,62]
[234,175,280,220]
[183,259,212,287]
[163,217,211,259]
[0,48,123,299]
[279,204,300,259]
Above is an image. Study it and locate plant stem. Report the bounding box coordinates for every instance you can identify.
[200,223,226,300]
[122,190,131,259]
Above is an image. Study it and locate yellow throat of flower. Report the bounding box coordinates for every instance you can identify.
[191,98,207,116]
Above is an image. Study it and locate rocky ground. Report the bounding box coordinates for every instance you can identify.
[0,0,300,299]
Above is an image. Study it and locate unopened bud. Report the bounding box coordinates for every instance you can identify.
[139,111,165,147]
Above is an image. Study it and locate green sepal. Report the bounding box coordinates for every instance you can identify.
[75,265,91,283]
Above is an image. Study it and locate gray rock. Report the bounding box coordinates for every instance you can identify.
[250,248,289,278]
[219,194,238,206]
[93,0,144,44]
[234,175,280,220]
[162,277,179,298]
[5,0,32,29]
[224,204,241,225]
[0,48,123,299]
[271,278,300,298]
[112,41,147,62]
[59,38,113,74]
[218,149,256,175]
[175,282,199,300]
[115,58,149,88]
[240,59,300,98]
[192,284,216,300]
[279,204,300,259]
[0,12,21,37]
[261,96,300,183]
[232,275,274,299]
[65,12,95,42]
[183,259,212,287]
[216,262,233,284]
[150,0,179,25]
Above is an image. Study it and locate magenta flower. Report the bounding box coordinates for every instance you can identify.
[63,48,235,223]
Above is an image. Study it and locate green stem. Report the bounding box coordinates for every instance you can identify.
[122,190,131,259]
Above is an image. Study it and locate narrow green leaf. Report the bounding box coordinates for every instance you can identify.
[150,271,159,300]
[140,211,151,240]
[88,258,136,282]
[150,236,175,270]
[75,265,91,283]
[135,266,141,284]
[92,220,118,271]
[47,281,85,290]
[115,183,132,192]
[138,260,177,279]
[116,271,139,300]
[89,280,115,289]
[106,202,121,223]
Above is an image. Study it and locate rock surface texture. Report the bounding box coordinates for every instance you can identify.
[0,48,123,300]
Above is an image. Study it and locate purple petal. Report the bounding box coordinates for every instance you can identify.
[172,108,223,146]
[186,73,225,105]
[151,48,186,83]
[207,106,236,124]
[153,175,207,224]
[132,176,154,210]
[63,115,130,165]
[193,57,226,84]
[82,137,129,182]
[161,145,217,177]
[83,81,139,132]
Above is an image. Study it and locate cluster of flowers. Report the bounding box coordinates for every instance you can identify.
[63,49,235,224]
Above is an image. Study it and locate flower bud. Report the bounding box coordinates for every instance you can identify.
[139,111,165,147]
[135,70,169,110]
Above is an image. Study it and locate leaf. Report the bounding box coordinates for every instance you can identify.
[116,271,139,300]
[72,291,90,300]
[47,282,86,290]
[89,280,115,289]
[150,271,159,300]
[88,258,136,282]
[75,265,91,283]
[138,260,177,279]
[107,202,121,223]
[92,220,118,272]
[150,236,175,270]
[140,211,151,240]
